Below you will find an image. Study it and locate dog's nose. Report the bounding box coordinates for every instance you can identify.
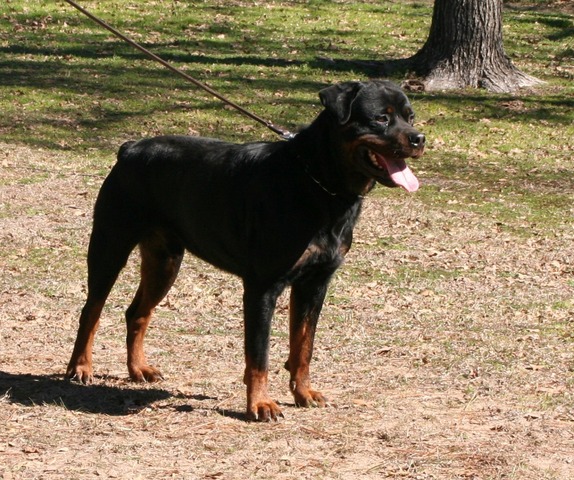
[409,133,425,148]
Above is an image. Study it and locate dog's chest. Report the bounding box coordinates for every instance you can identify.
[293,201,361,273]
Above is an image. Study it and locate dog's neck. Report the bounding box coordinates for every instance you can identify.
[290,111,375,199]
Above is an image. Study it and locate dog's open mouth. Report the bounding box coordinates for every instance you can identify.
[368,150,420,193]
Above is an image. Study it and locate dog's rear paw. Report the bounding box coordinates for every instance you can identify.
[128,364,164,383]
[247,399,284,422]
[66,364,94,384]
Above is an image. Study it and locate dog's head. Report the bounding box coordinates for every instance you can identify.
[319,80,424,193]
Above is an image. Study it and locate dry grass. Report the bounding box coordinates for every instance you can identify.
[1,142,572,479]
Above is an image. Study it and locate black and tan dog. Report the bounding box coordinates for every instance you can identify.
[66,80,425,421]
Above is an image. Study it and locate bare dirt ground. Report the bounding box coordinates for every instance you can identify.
[1,142,573,479]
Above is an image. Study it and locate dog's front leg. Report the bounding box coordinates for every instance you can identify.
[242,282,283,421]
[285,277,331,408]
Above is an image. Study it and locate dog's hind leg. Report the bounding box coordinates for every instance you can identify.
[124,230,184,382]
[66,223,140,384]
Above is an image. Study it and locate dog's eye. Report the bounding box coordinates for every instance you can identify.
[375,114,390,126]
[408,114,415,125]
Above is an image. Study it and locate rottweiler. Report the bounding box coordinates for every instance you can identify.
[66,80,425,421]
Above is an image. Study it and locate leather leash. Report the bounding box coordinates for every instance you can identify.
[63,0,295,139]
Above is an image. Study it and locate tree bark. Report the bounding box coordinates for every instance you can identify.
[408,0,543,92]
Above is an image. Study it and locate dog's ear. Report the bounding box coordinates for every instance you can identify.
[319,82,364,124]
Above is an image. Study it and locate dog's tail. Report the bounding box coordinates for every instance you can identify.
[117,141,136,162]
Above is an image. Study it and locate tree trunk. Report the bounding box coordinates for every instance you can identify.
[409,0,543,92]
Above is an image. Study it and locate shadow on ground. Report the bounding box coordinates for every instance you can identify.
[0,371,173,415]
[0,370,252,420]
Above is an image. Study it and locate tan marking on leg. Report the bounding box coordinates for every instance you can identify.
[244,357,282,421]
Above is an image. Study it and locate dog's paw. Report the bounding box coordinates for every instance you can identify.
[66,364,94,384]
[292,388,329,408]
[128,364,164,383]
[246,399,284,422]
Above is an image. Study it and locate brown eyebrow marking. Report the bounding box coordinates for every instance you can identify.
[386,106,395,114]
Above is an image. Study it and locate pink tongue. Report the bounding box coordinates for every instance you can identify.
[379,155,419,192]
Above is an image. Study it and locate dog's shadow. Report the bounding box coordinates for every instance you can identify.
[0,370,246,420]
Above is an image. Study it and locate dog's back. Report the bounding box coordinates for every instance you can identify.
[97,135,309,278]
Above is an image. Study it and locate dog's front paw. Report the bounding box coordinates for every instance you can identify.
[246,399,284,422]
[292,386,329,408]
